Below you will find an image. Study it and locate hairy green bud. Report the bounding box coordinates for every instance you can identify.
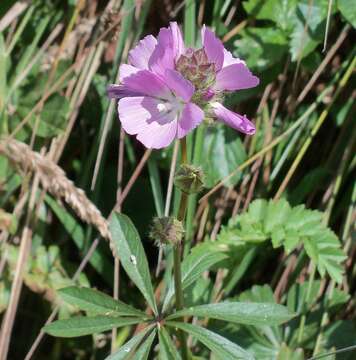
[174,164,204,194]
[149,216,184,246]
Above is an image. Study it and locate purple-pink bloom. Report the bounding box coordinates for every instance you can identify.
[108,22,259,149]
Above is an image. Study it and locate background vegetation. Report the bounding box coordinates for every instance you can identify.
[0,0,355,359]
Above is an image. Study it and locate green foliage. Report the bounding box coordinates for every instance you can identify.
[338,0,356,27]
[218,199,346,282]
[202,125,247,188]
[167,301,294,326]
[2,244,88,317]
[109,213,158,315]
[105,326,155,360]
[162,245,227,311]
[58,286,147,318]
[130,329,156,360]
[44,315,140,338]
[1,1,354,359]
[158,327,182,360]
[167,321,254,360]
[235,27,288,71]
[243,0,298,32]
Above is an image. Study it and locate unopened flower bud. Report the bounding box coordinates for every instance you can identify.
[149,216,184,246]
[174,164,204,194]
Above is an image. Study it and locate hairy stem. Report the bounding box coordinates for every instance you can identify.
[173,137,189,359]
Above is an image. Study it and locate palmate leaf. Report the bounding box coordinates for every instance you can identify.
[167,321,254,360]
[218,199,346,283]
[109,213,158,315]
[105,326,154,360]
[162,246,227,312]
[167,302,294,326]
[43,316,140,338]
[58,286,147,318]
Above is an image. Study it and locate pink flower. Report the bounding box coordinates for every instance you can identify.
[108,23,259,149]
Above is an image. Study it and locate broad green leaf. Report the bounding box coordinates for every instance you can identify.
[338,0,356,27]
[59,286,147,318]
[162,247,227,312]
[105,326,154,360]
[202,125,247,188]
[243,0,298,31]
[44,316,140,338]
[131,329,156,360]
[289,0,334,61]
[167,302,294,326]
[109,213,158,315]
[167,321,254,360]
[158,327,181,360]
[234,27,288,71]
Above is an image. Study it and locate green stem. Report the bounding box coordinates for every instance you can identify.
[172,138,189,359]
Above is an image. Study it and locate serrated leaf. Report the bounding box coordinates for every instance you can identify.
[243,0,298,31]
[264,199,291,233]
[158,327,181,360]
[162,247,227,312]
[44,316,140,338]
[105,326,154,360]
[58,286,147,318]
[109,213,158,315]
[219,199,345,283]
[167,321,254,360]
[167,302,294,326]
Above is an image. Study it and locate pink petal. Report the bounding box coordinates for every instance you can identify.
[169,22,185,58]
[128,35,157,69]
[108,84,140,99]
[177,103,204,138]
[164,69,194,102]
[119,64,140,82]
[214,63,259,91]
[148,28,175,78]
[137,120,178,149]
[118,97,151,134]
[222,49,244,67]
[118,96,177,135]
[211,102,255,135]
[201,25,224,71]
[121,70,171,99]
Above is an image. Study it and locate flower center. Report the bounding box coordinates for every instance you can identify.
[157,103,171,113]
[176,48,216,92]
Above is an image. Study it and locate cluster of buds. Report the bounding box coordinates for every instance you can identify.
[149,216,184,246]
[176,48,219,106]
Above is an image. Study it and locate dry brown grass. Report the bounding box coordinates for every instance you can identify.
[0,137,116,256]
